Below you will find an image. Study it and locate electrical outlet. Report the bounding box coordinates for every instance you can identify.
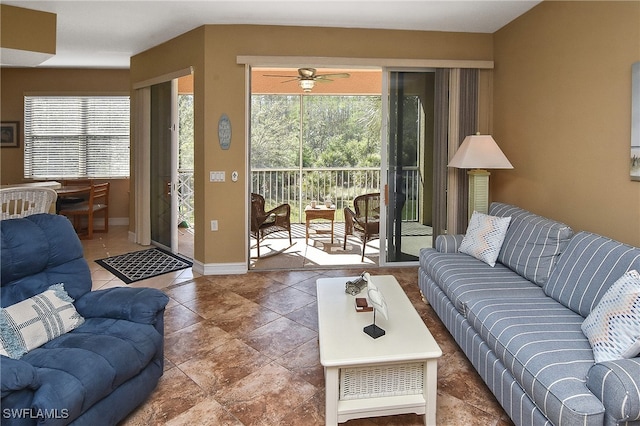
[210,220,218,231]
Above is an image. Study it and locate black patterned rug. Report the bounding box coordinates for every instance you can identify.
[96,248,192,284]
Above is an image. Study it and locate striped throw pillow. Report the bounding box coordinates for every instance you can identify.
[0,284,85,359]
[581,270,640,363]
[459,211,512,267]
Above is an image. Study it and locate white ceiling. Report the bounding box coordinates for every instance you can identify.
[3,0,541,69]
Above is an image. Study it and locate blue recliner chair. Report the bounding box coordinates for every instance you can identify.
[1,214,169,425]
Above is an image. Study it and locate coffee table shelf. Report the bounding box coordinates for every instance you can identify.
[316,275,441,425]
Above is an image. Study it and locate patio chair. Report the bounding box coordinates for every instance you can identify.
[0,187,58,219]
[59,182,109,239]
[344,192,381,261]
[250,193,292,257]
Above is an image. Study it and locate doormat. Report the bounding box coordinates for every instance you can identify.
[96,248,192,284]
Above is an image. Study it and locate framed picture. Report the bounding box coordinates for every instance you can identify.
[1,122,19,148]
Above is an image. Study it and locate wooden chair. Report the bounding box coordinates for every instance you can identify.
[0,187,58,219]
[344,192,381,261]
[59,182,109,239]
[250,193,292,257]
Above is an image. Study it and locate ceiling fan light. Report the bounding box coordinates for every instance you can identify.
[299,79,315,92]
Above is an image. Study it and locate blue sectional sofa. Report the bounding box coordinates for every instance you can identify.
[1,214,169,425]
[419,203,640,426]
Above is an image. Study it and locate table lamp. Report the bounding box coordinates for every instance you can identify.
[448,133,513,218]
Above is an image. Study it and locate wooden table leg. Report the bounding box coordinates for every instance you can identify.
[330,219,334,244]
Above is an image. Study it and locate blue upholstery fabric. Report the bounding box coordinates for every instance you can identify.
[419,270,553,426]
[434,234,464,253]
[1,215,91,306]
[544,231,640,317]
[419,247,544,315]
[586,358,640,424]
[1,357,40,398]
[489,203,573,286]
[75,287,169,324]
[466,296,604,426]
[1,214,168,426]
[419,209,640,426]
[23,318,163,424]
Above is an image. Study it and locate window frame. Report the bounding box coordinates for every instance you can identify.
[23,93,131,180]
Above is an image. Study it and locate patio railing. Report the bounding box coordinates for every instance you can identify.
[252,167,420,223]
[177,167,421,227]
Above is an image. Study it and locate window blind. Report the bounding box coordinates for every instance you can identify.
[24,96,130,179]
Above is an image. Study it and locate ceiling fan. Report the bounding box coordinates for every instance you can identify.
[263,68,350,92]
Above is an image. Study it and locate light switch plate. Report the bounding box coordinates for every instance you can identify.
[210,171,225,182]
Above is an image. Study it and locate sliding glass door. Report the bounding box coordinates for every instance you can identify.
[150,80,178,251]
[384,70,435,263]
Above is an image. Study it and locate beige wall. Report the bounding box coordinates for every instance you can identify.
[492,1,640,247]
[0,68,131,220]
[131,25,493,268]
[0,5,56,54]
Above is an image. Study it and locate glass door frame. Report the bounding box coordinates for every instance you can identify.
[150,79,179,253]
[380,67,434,267]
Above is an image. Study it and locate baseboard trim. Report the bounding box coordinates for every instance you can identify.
[109,217,129,226]
[192,260,248,275]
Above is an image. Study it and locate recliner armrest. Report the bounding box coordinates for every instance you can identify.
[1,356,40,397]
[435,234,465,253]
[586,357,640,423]
[74,287,169,325]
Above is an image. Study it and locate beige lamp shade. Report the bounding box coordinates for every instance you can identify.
[448,134,513,169]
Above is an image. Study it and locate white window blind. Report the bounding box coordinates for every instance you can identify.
[24,96,130,179]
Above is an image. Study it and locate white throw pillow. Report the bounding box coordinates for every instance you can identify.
[458,211,511,267]
[0,284,85,359]
[581,270,640,363]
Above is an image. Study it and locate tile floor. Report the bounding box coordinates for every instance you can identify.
[82,227,513,426]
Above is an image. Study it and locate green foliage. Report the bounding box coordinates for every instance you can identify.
[178,95,194,169]
[250,94,381,169]
[251,96,300,168]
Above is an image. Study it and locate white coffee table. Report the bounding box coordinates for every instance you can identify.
[316,275,442,425]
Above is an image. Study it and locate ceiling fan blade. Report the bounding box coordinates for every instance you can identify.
[263,74,298,78]
[279,78,300,83]
[316,73,350,79]
[315,78,333,83]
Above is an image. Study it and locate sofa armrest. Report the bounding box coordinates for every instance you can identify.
[1,356,40,397]
[435,234,465,253]
[75,287,169,325]
[586,357,640,423]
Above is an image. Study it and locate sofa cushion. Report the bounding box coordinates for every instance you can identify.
[0,284,85,359]
[21,317,162,423]
[1,215,91,307]
[544,231,640,318]
[1,356,40,397]
[490,202,573,286]
[466,296,605,426]
[581,269,640,363]
[458,211,511,267]
[419,248,544,315]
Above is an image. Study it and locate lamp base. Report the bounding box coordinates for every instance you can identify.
[363,324,386,339]
[467,169,491,218]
